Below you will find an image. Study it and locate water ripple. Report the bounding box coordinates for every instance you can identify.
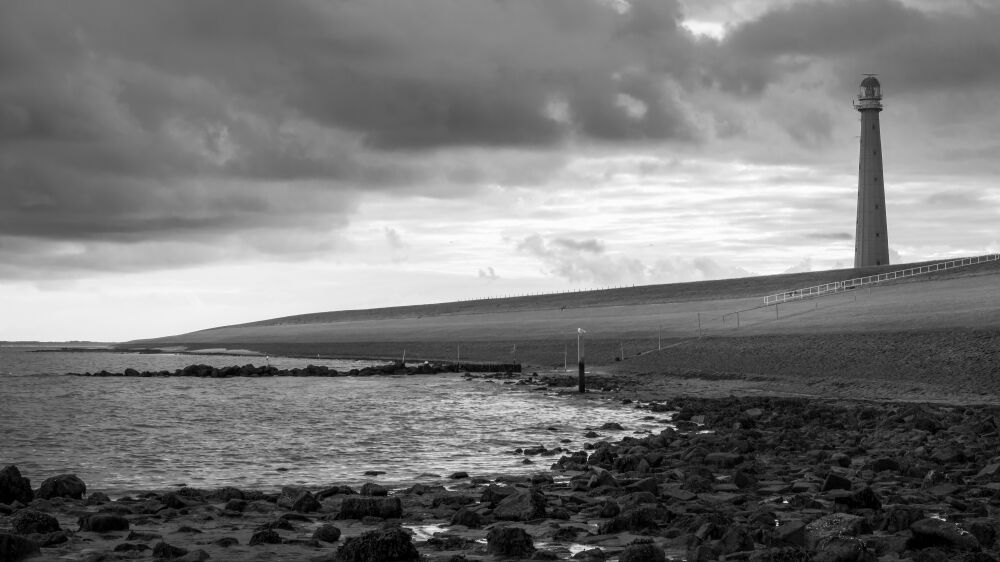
[2,351,670,495]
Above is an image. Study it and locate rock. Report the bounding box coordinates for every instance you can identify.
[774,520,806,547]
[114,543,150,553]
[127,530,162,541]
[36,473,86,500]
[0,465,34,505]
[976,463,1000,480]
[624,477,659,495]
[481,484,517,506]
[494,488,547,521]
[573,547,607,560]
[0,532,41,561]
[704,452,742,468]
[85,492,110,505]
[213,537,239,547]
[249,529,283,545]
[152,541,189,559]
[78,513,130,532]
[277,486,312,509]
[313,523,342,543]
[256,518,294,532]
[360,482,389,496]
[734,470,757,489]
[449,471,469,479]
[618,541,666,562]
[209,486,245,502]
[810,535,874,562]
[835,487,881,511]
[10,509,60,535]
[224,498,247,512]
[587,467,619,489]
[291,491,321,513]
[599,506,660,534]
[598,500,621,518]
[806,514,871,550]
[720,524,755,554]
[871,457,901,472]
[600,422,625,430]
[336,496,403,519]
[335,527,419,561]
[176,549,210,562]
[909,518,981,551]
[31,531,68,547]
[450,507,483,528]
[486,525,535,558]
[821,472,852,492]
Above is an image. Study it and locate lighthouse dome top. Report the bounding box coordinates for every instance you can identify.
[859,76,881,100]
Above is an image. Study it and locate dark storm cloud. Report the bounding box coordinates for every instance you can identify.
[719,0,1000,95]
[0,0,710,259]
[3,0,998,279]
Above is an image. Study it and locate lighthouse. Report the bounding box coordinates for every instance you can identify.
[854,75,890,267]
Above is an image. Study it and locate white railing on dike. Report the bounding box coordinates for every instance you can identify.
[762,253,1000,306]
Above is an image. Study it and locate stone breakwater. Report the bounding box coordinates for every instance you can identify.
[2,395,1000,561]
[69,361,521,378]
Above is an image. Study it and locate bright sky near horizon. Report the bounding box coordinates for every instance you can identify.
[2,0,998,342]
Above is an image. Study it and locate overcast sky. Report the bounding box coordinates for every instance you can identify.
[2,0,998,342]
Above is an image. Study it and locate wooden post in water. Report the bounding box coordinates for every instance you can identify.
[577,328,586,393]
[401,349,406,366]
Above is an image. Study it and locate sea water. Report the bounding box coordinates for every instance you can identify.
[0,346,668,495]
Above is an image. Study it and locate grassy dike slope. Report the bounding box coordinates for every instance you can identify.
[128,258,1000,381]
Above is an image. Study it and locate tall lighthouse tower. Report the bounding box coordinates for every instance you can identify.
[854,75,890,267]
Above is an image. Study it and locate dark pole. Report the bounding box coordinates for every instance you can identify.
[577,330,585,393]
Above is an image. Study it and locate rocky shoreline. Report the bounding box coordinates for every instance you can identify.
[69,361,521,378]
[3,391,1000,561]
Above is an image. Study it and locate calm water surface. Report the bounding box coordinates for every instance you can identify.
[0,347,667,494]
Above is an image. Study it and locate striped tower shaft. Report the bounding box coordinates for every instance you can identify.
[855,106,889,267]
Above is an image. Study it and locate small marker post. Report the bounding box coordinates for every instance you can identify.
[577,328,586,393]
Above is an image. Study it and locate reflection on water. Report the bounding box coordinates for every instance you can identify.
[1,351,669,494]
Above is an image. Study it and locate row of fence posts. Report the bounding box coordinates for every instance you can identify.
[396,281,884,391]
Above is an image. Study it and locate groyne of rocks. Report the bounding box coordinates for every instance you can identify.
[3,395,1000,560]
[69,361,522,378]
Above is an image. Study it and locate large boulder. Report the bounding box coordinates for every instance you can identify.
[11,509,60,534]
[335,527,419,561]
[336,496,403,519]
[0,465,34,505]
[493,488,546,521]
[806,513,872,550]
[486,525,535,558]
[0,532,41,561]
[37,474,86,500]
[909,518,981,551]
